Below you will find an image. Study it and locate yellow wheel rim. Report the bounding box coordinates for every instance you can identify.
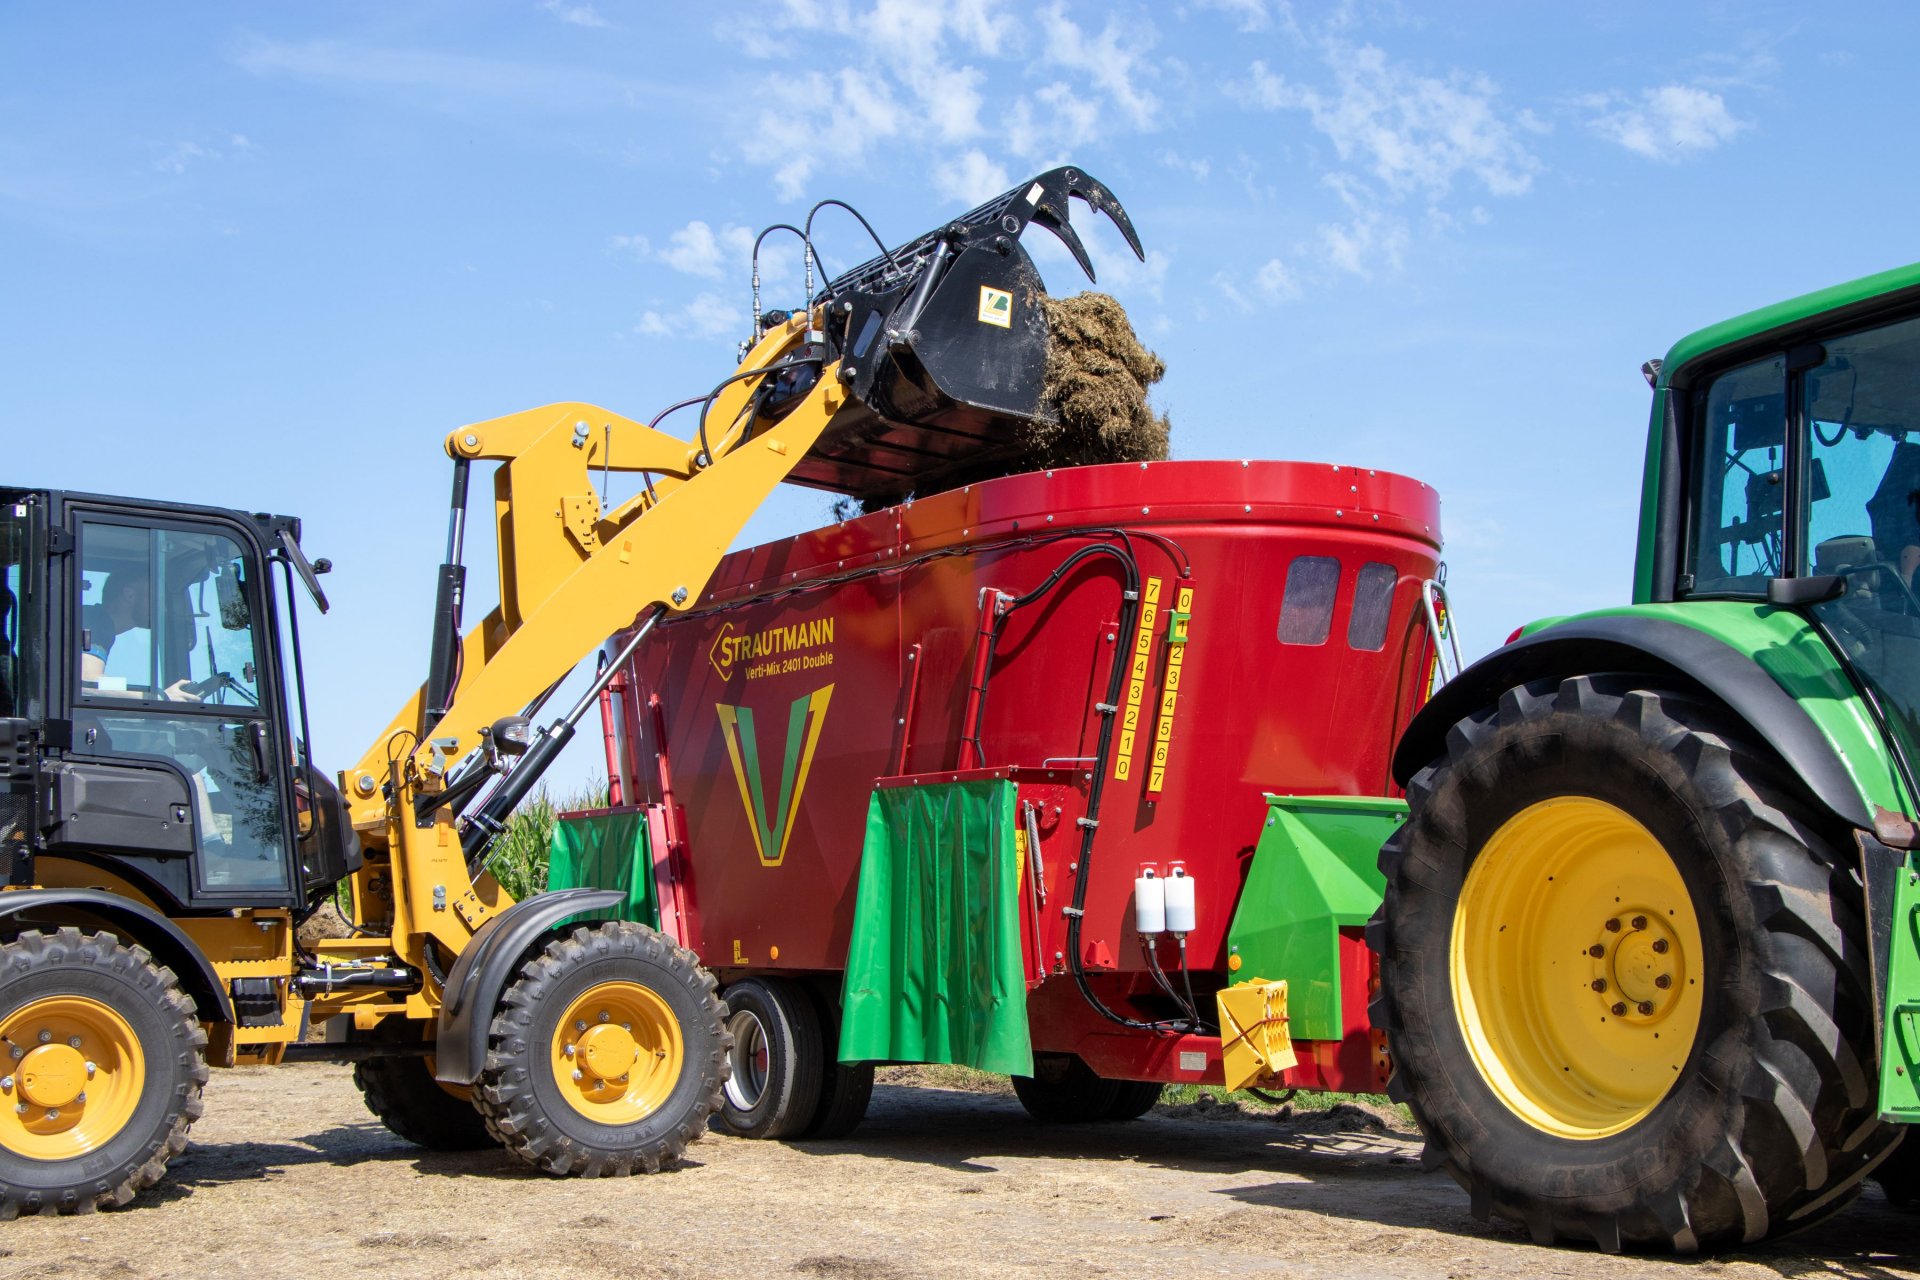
[1451,796,1706,1140]
[0,996,146,1161]
[551,982,683,1124]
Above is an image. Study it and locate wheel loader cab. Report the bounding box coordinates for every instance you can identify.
[6,490,335,914]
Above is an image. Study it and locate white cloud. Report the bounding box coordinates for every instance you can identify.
[541,0,611,26]
[607,233,651,261]
[935,149,1010,204]
[1319,207,1409,279]
[1587,85,1746,162]
[658,221,752,278]
[1245,45,1539,200]
[1193,0,1273,32]
[636,292,745,340]
[1158,149,1210,181]
[1254,257,1301,301]
[1037,6,1160,131]
[152,142,217,175]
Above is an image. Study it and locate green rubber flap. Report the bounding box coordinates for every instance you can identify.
[1880,861,1920,1122]
[1226,794,1403,1042]
[547,810,659,928]
[839,779,1033,1075]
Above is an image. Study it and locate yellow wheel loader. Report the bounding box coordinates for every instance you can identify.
[0,167,1142,1212]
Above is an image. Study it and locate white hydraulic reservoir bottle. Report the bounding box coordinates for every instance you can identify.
[1164,866,1197,935]
[1134,868,1167,934]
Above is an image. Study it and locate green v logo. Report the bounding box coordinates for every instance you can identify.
[716,684,834,867]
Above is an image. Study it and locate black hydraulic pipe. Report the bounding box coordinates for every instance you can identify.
[422,458,472,732]
[290,966,420,997]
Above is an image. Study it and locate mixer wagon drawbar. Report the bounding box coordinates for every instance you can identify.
[553,457,1453,1136]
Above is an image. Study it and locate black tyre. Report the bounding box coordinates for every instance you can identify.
[716,976,824,1140]
[1012,1054,1124,1123]
[801,986,873,1141]
[1105,1079,1164,1121]
[1372,675,1894,1252]
[352,1022,492,1151]
[0,929,207,1217]
[473,921,728,1176]
[1874,1131,1920,1207]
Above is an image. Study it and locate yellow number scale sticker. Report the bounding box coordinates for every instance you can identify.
[1113,577,1162,782]
[1147,583,1194,795]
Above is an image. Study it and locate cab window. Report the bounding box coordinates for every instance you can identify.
[1684,355,1787,595]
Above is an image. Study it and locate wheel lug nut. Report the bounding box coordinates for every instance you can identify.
[575,1020,587,1032]
[8,1047,19,1061]
[599,1011,610,1023]
[1655,975,1673,990]
[1591,979,1608,993]
[45,1109,57,1121]
[0,1076,12,1091]
[1652,939,1669,954]
[84,1062,95,1078]
[12,1103,23,1115]
[1611,1002,1627,1016]
[37,1031,50,1044]
[563,1045,575,1058]
[75,1093,85,1104]
[1637,1001,1655,1016]
[622,1023,631,1032]
[1631,915,1647,930]
[572,1070,584,1082]
[67,1038,81,1049]
[1605,919,1621,933]
[1588,945,1605,958]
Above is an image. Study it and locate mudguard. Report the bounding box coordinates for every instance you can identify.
[432,887,625,1085]
[0,888,233,1023]
[1392,615,1876,833]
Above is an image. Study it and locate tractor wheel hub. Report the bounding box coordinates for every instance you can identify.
[17,1043,85,1109]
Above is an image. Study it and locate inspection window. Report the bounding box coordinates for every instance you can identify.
[1278,555,1341,645]
[1347,562,1397,652]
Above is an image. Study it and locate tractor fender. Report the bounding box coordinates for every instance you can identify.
[432,888,626,1085]
[1391,615,1875,833]
[0,888,234,1024]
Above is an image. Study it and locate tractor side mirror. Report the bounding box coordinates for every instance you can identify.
[1767,574,1847,606]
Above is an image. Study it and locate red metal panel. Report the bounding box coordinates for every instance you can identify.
[607,459,1442,1085]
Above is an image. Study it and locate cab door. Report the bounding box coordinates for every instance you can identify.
[51,509,299,909]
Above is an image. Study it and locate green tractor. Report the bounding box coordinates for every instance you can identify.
[1375,262,1920,1251]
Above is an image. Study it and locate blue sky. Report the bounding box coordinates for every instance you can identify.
[7,2,1919,794]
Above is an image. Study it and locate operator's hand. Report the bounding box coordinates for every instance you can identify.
[162,679,203,703]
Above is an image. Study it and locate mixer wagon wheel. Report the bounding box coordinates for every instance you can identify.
[1012,1054,1126,1123]
[716,977,824,1140]
[474,921,728,1176]
[351,1021,492,1151]
[1104,1080,1165,1121]
[801,986,874,1141]
[0,929,206,1218]
[1371,675,1894,1253]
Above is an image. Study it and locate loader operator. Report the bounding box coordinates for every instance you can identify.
[80,570,200,702]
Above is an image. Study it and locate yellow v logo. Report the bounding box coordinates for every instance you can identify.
[715,684,834,868]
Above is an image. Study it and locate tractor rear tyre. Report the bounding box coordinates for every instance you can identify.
[1372,675,1894,1252]
[801,986,873,1140]
[1013,1054,1125,1123]
[474,921,728,1176]
[0,929,207,1217]
[717,977,824,1140]
[352,1023,492,1151]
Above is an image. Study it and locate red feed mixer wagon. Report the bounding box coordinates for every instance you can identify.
[553,456,1451,1137]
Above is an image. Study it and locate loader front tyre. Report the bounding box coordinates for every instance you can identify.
[0,929,207,1218]
[1372,675,1893,1253]
[474,921,728,1176]
[352,1025,492,1151]
[717,977,823,1140]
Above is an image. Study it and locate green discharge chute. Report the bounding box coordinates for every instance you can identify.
[839,779,1033,1075]
[546,810,659,928]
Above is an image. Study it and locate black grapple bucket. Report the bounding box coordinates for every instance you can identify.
[785,166,1143,501]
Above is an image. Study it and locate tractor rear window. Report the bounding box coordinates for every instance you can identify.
[1278,556,1340,645]
[1348,562,1397,652]
[0,502,29,719]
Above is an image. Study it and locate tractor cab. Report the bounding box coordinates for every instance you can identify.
[0,490,352,914]
[1680,310,1920,778]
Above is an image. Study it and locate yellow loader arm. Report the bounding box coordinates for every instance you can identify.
[340,314,849,969]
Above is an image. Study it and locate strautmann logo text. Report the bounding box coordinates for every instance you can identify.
[707,616,836,682]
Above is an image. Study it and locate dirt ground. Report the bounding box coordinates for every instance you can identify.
[7,1064,1920,1280]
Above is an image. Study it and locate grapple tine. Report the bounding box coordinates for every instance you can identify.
[1032,206,1096,282]
[1061,171,1145,263]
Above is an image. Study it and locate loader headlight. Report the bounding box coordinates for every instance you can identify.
[490,716,534,757]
